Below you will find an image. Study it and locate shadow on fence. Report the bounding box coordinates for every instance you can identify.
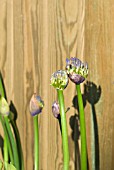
[69,81,101,170]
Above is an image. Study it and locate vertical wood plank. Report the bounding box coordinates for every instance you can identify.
[85,0,114,169]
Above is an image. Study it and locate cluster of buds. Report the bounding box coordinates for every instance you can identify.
[50,57,88,117]
[29,58,88,117]
[66,57,88,84]
[50,70,68,90]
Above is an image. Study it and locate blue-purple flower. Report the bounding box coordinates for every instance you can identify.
[50,70,69,90]
[29,93,44,116]
[66,57,88,84]
[0,96,9,116]
[52,101,60,118]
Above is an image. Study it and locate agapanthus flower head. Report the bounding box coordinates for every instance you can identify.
[52,101,60,118]
[29,93,44,116]
[0,95,9,116]
[66,57,88,84]
[50,70,68,90]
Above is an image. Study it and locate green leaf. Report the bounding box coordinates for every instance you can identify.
[0,160,3,170]
[4,162,17,170]
[0,73,5,98]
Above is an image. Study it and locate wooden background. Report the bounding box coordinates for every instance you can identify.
[0,0,114,169]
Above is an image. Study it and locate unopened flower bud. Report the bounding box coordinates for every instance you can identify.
[50,70,68,90]
[66,57,88,84]
[0,96,9,116]
[29,93,44,116]
[52,101,60,118]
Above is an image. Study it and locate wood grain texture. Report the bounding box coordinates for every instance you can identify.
[0,0,114,170]
[85,0,114,170]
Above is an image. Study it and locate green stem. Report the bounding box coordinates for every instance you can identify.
[76,84,87,170]
[4,117,20,170]
[33,115,39,170]
[3,136,8,163]
[57,90,69,170]
[0,74,9,163]
[0,115,13,164]
[0,74,6,98]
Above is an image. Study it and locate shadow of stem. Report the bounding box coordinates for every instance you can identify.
[91,104,99,170]
[70,81,101,170]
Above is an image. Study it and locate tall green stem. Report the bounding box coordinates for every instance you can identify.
[4,117,20,170]
[0,115,13,164]
[57,90,69,170]
[4,137,8,163]
[76,84,87,170]
[33,115,39,170]
[0,74,9,164]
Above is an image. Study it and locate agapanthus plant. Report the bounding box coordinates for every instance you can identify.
[51,70,69,170]
[66,57,88,170]
[0,75,21,170]
[29,93,44,170]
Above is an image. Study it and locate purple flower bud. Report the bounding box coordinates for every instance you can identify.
[50,70,69,90]
[66,57,88,84]
[69,73,85,84]
[29,93,44,116]
[52,101,60,118]
[0,96,9,116]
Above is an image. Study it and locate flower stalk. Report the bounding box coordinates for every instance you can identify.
[34,115,39,170]
[50,70,70,169]
[65,57,88,170]
[0,75,14,165]
[4,116,20,170]
[57,90,69,170]
[0,114,14,164]
[76,84,87,170]
[29,93,44,170]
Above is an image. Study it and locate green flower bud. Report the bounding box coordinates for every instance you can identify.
[0,96,9,116]
[50,70,69,90]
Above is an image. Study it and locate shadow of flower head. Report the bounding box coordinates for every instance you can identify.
[69,114,80,141]
[84,81,101,105]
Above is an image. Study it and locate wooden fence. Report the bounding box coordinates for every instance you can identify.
[0,0,114,169]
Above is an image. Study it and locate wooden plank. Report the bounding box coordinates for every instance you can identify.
[85,0,114,169]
